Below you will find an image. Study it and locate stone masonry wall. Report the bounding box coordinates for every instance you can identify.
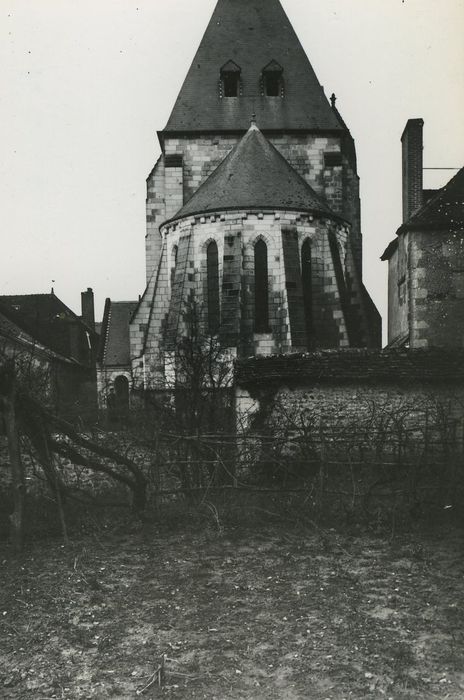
[387,235,410,345]
[410,229,464,348]
[281,227,306,349]
[236,380,464,458]
[145,157,165,284]
[162,134,346,205]
[130,240,170,388]
[96,367,133,409]
[158,210,351,361]
[236,350,464,454]
[341,138,362,274]
[145,133,362,287]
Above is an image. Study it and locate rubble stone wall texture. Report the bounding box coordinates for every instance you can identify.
[387,233,410,344]
[236,350,464,445]
[237,382,464,436]
[410,229,464,349]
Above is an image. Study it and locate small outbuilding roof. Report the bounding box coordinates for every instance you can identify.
[167,123,335,222]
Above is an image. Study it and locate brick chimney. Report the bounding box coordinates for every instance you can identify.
[81,287,95,331]
[401,119,424,222]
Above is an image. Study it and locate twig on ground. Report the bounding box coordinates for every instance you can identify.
[136,654,166,695]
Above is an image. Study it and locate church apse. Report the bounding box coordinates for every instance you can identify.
[130,0,381,390]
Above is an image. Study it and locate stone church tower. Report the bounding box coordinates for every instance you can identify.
[130,0,381,389]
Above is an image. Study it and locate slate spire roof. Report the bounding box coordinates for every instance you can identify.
[163,0,344,133]
[399,166,464,232]
[168,123,335,222]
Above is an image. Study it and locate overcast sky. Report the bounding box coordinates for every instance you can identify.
[2,0,464,341]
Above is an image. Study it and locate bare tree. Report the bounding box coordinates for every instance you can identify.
[140,300,236,496]
[0,339,149,550]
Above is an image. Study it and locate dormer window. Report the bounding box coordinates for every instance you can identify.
[220,60,241,98]
[262,60,284,97]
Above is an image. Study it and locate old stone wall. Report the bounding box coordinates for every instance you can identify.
[410,229,464,348]
[157,209,351,359]
[237,382,464,432]
[130,240,170,389]
[236,350,464,456]
[145,157,165,284]
[387,234,410,345]
[96,367,133,409]
[144,132,361,282]
[162,133,347,205]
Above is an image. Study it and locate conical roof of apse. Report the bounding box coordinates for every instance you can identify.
[163,0,344,133]
[167,123,336,222]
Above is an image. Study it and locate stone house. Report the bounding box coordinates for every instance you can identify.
[382,119,464,348]
[0,290,99,420]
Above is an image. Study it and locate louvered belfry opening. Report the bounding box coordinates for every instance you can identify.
[223,73,239,97]
[262,60,284,97]
[220,60,241,98]
[207,241,220,334]
[254,239,269,332]
[301,239,313,348]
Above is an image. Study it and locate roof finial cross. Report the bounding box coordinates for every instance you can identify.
[250,113,257,129]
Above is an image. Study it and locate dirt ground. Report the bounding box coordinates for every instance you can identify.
[1,521,464,699]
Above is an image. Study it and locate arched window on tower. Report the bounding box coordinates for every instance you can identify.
[207,241,220,334]
[254,239,269,333]
[220,60,241,98]
[171,245,178,288]
[262,60,284,97]
[301,239,313,348]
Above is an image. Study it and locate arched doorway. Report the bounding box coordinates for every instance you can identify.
[114,375,129,411]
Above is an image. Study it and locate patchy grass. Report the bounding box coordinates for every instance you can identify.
[1,522,464,699]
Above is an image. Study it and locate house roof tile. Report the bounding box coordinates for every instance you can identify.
[0,308,75,365]
[399,167,464,233]
[0,293,98,364]
[100,300,138,367]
